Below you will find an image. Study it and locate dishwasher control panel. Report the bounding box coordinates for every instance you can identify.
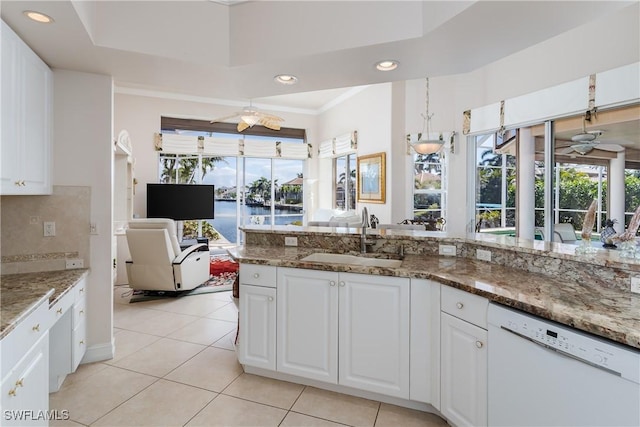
[489,304,640,383]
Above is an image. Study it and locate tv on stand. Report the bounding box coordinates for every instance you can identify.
[146,183,215,221]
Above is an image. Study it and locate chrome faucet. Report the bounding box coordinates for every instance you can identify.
[361,207,370,253]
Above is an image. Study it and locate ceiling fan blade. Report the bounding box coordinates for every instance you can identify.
[557,146,576,155]
[210,112,241,123]
[260,117,281,130]
[237,121,250,132]
[596,144,625,152]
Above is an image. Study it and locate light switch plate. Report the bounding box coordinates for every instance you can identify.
[631,276,640,294]
[44,221,56,237]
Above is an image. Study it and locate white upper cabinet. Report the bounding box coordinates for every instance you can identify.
[1,20,52,195]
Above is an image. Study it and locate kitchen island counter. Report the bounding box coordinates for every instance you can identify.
[229,245,640,350]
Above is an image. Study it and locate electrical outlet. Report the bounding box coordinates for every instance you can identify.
[439,244,456,256]
[66,259,84,269]
[285,236,298,246]
[44,221,56,237]
[477,249,492,262]
[631,276,640,294]
[90,222,98,235]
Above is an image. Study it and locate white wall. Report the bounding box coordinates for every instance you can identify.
[53,69,115,362]
[315,83,394,222]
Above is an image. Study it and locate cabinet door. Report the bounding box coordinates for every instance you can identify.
[1,333,49,426]
[239,285,276,370]
[441,313,487,427]
[277,267,338,383]
[20,44,52,193]
[339,273,410,398]
[0,20,52,195]
[1,21,21,192]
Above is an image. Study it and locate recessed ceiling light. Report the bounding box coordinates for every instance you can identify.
[23,10,54,23]
[375,60,399,71]
[274,74,298,85]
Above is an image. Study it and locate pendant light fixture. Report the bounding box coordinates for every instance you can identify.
[409,77,444,155]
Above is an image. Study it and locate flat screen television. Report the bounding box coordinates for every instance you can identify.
[147,184,215,220]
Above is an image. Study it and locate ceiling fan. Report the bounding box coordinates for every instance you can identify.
[556,111,624,155]
[210,105,284,132]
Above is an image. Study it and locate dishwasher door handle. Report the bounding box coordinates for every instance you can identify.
[499,325,622,377]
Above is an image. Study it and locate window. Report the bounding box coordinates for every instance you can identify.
[159,118,307,245]
[413,151,447,220]
[334,154,356,210]
[474,134,516,230]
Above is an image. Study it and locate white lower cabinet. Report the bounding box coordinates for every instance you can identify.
[440,286,488,427]
[1,299,50,427]
[49,278,87,392]
[238,284,276,370]
[338,272,410,398]
[409,279,441,407]
[276,267,410,398]
[238,265,277,370]
[276,268,338,383]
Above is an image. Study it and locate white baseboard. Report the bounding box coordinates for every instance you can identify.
[81,338,115,364]
[243,365,440,415]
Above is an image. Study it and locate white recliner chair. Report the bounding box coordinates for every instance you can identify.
[125,218,210,292]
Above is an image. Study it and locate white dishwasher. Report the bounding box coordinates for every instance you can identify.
[488,303,640,427]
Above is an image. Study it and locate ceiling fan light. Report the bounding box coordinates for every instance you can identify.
[375,60,399,71]
[411,139,443,155]
[241,115,259,127]
[274,74,298,85]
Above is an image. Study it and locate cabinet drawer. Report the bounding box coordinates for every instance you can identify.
[1,300,50,377]
[441,286,488,329]
[74,278,87,300]
[48,288,74,325]
[240,264,276,288]
[73,296,87,327]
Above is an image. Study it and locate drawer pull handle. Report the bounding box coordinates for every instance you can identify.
[32,324,40,332]
[456,302,464,309]
[476,340,484,349]
[268,297,274,302]
[79,310,85,315]
[79,288,84,293]
[79,340,85,345]
[56,308,63,314]
[15,379,23,387]
[329,281,336,287]
[339,281,345,287]
[8,388,17,397]
[253,273,259,278]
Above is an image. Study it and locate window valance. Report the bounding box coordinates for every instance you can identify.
[154,133,311,159]
[317,131,358,158]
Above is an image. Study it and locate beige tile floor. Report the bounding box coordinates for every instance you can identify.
[50,286,449,427]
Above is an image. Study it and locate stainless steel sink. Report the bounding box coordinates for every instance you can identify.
[300,253,402,268]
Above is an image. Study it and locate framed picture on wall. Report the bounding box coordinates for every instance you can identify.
[357,152,386,203]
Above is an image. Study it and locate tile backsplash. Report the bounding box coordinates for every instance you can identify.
[1,185,91,274]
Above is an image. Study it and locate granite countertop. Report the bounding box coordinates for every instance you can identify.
[1,269,89,339]
[229,246,640,350]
